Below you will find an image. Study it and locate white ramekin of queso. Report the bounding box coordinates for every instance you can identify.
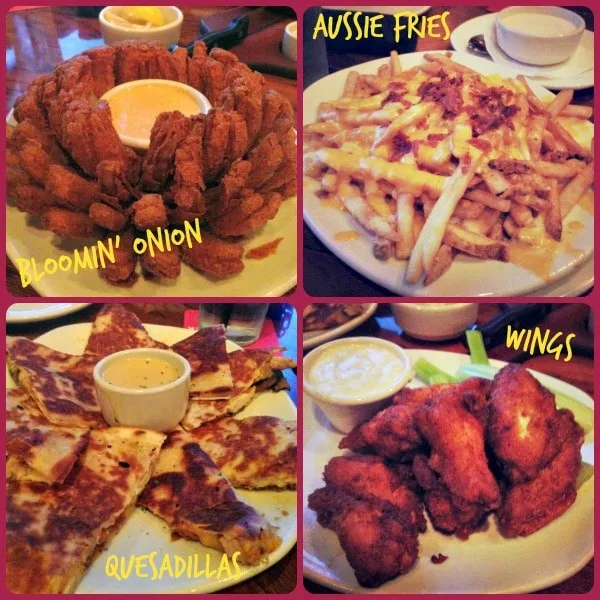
[304,337,413,433]
[93,348,191,432]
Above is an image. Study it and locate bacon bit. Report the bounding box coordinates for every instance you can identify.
[431,553,448,565]
[246,238,283,260]
[469,87,520,137]
[463,154,472,167]
[418,72,464,118]
[428,133,446,143]
[489,159,532,175]
[468,138,492,152]
[415,118,428,130]
[390,132,412,161]
[383,90,405,105]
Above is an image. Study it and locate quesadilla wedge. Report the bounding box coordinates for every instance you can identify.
[6,388,89,484]
[7,337,105,428]
[139,428,281,565]
[171,325,233,401]
[6,427,166,594]
[84,303,167,357]
[192,416,297,489]
[181,350,296,429]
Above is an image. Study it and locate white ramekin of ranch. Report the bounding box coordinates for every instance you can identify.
[496,6,584,66]
[304,337,413,433]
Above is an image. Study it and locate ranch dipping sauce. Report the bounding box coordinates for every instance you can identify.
[307,340,410,402]
[103,356,181,389]
[501,13,577,37]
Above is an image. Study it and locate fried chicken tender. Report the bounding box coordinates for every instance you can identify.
[47,165,101,211]
[83,45,116,96]
[497,409,584,537]
[140,245,181,279]
[89,202,128,231]
[308,487,419,588]
[43,208,102,239]
[488,364,562,483]
[101,230,137,283]
[415,388,500,508]
[180,231,244,279]
[246,133,284,189]
[131,194,169,230]
[141,111,192,191]
[323,455,426,533]
[61,100,135,178]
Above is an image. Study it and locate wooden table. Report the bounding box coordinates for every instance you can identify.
[5,6,297,297]
[304,5,594,297]
[6,302,297,594]
[303,303,593,594]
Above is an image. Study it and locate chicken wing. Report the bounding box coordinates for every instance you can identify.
[488,364,562,482]
[497,408,584,537]
[308,486,419,588]
[323,455,426,533]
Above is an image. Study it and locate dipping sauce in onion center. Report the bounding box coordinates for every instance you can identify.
[103,356,181,389]
[307,342,408,401]
[105,82,202,141]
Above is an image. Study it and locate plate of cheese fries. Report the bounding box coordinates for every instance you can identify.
[303,51,594,297]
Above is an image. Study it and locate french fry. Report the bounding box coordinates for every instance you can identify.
[465,189,511,212]
[390,50,402,76]
[510,203,533,227]
[407,158,479,283]
[531,159,586,179]
[503,215,519,238]
[424,244,454,285]
[480,166,510,195]
[462,207,499,236]
[337,182,397,240]
[378,64,391,80]
[547,89,573,118]
[489,219,504,241]
[559,160,594,218]
[512,193,548,211]
[443,223,508,261]
[413,210,425,240]
[423,53,479,76]
[453,198,485,220]
[517,75,550,115]
[395,192,415,259]
[527,114,547,160]
[546,119,591,159]
[343,71,359,97]
[421,192,435,220]
[544,178,562,241]
[559,105,593,119]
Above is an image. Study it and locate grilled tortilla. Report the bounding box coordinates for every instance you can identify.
[6,388,89,484]
[84,303,167,357]
[171,325,233,401]
[7,337,105,428]
[6,427,166,594]
[139,428,281,565]
[181,349,295,429]
[193,417,297,489]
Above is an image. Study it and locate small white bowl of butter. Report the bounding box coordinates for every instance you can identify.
[99,6,183,47]
[93,348,191,432]
[496,7,584,66]
[101,79,212,150]
[304,337,413,433]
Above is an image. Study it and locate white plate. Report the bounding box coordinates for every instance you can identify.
[303,303,377,349]
[528,255,593,297]
[303,348,594,593]
[451,13,594,90]
[303,51,594,297]
[6,303,91,324]
[5,111,297,298]
[6,323,297,594]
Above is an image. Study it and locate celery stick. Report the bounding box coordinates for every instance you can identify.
[576,462,594,490]
[466,330,489,365]
[414,357,457,384]
[456,364,497,381]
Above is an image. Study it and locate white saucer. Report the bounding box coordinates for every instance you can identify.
[451,13,594,90]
